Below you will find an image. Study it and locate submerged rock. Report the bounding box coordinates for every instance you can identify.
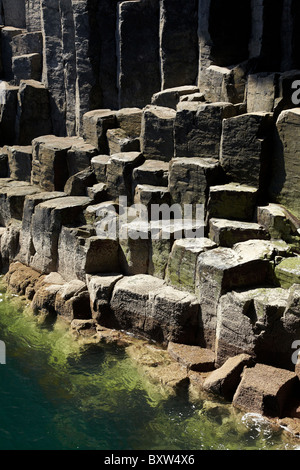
[126,341,189,396]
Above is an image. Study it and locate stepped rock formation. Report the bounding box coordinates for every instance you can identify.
[2,0,300,431]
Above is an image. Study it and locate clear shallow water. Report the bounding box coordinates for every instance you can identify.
[0,288,299,451]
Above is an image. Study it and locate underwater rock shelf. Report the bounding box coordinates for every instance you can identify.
[1,0,300,437]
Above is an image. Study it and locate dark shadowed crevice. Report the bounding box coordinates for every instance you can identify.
[291,0,300,69]
[252,0,284,73]
[208,0,252,67]
[87,0,119,111]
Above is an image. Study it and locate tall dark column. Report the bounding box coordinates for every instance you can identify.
[249,0,284,72]
[117,0,160,109]
[159,0,198,89]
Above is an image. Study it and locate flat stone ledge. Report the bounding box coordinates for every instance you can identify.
[167,341,215,372]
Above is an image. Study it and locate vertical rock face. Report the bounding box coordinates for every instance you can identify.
[59,0,77,136]
[220,112,274,191]
[0,84,19,145]
[1,27,24,81]
[25,0,42,32]
[30,196,90,273]
[141,105,176,161]
[174,102,235,158]
[71,0,101,133]
[7,145,32,182]
[40,0,66,136]
[195,247,271,348]
[159,0,198,89]
[169,157,224,207]
[17,191,66,266]
[2,0,26,29]
[269,109,300,218]
[198,0,252,93]
[15,0,120,137]
[174,101,236,158]
[1,0,300,140]
[3,0,300,426]
[91,0,119,111]
[249,0,284,72]
[40,0,97,135]
[17,80,53,145]
[117,0,160,109]
[246,73,279,113]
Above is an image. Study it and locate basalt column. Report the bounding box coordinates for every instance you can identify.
[198,0,252,72]
[88,0,119,111]
[41,0,67,136]
[281,0,300,71]
[60,0,77,137]
[249,0,284,72]
[198,0,252,101]
[72,0,120,133]
[117,0,160,109]
[25,0,42,32]
[1,0,26,29]
[41,0,120,136]
[159,0,199,90]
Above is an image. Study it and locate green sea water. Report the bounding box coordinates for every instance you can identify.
[0,286,299,452]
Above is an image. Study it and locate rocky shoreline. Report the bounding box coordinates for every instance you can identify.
[3,256,300,439]
[2,0,300,441]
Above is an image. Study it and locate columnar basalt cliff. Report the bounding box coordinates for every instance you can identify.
[2,0,300,432]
